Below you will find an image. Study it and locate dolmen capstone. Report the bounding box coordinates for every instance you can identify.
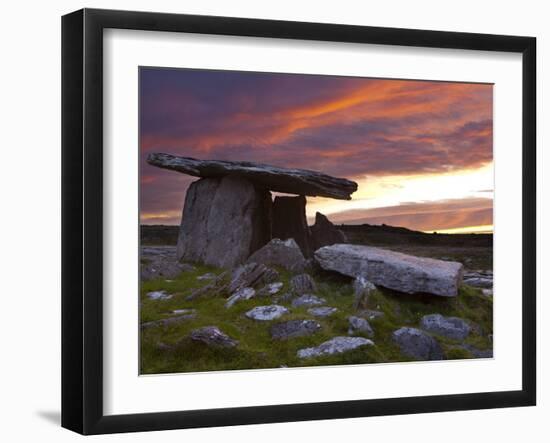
[315,244,463,297]
[147,153,357,268]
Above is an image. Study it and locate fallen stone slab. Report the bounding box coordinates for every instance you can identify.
[348,316,374,337]
[297,336,374,359]
[292,294,326,308]
[190,326,238,348]
[290,273,317,295]
[147,153,358,200]
[420,314,471,340]
[245,305,289,321]
[270,319,322,340]
[176,176,272,269]
[392,327,444,361]
[308,306,338,317]
[246,238,307,272]
[225,287,256,308]
[315,244,463,297]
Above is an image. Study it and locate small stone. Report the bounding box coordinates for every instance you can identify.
[257,282,284,297]
[190,326,238,348]
[197,273,216,281]
[171,308,196,315]
[245,305,289,321]
[228,262,279,293]
[297,336,374,359]
[359,309,385,320]
[308,306,338,317]
[352,276,376,310]
[348,316,374,337]
[146,290,173,301]
[273,292,295,304]
[290,273,317,295]
[392,327,444,360]
[482,289,493,297]
[141,312,197,330]
[270,319,322,340]
[420,314,471,340]
[225,287,256,308]
[291,294,326,308]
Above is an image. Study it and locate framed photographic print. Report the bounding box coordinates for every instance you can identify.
[61,8,536,435]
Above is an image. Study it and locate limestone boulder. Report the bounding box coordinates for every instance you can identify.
[246,238,307,271]
[392,327,444,360]
[297,337,374,359]
[315,244,463,297]
[177,176,272,269]
[420,314,471,340]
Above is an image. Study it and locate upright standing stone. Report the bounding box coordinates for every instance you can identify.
[272,195,312,257]
[177,176,272,269]
[310,212,347,251]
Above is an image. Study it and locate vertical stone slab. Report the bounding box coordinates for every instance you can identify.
[272,195,312,257]
[310,211,347,252]
[177,176,272,269]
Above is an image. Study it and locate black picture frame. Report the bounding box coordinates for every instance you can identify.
[61,8,537,435]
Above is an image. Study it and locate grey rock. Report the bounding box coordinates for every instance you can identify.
[315,244,463,297]
[171,308,196,315]
[141,312,197,330]
[273,292,295,304]
[352,276,377,310]
[245,305,289,321]
[482,289,493,297]
[420,314,471,340]
[176,176,272,269]
[185,271,229,301]
[246,238,307,271]
[310,212,347,251]
[297,336,374,359]
[290,273,317,295]
[228,262,279,293]
[140,246,195,281]
[462,344,493,358]
[147,153,358,200]
[272,195,312,257]
[308,306,338,317]
[463,277,493,289]
[359,309,385,320]
[190,326,238,348]
[270,319,322,340]
[292,294,326,308]
[257,282,284,297]
[146,290,173,301]
[348,316,374,337]
[392,327,444,360]
[225,287,256,308]
[197,273,216,281]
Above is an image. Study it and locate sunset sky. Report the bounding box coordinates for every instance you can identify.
[139,67,493,233]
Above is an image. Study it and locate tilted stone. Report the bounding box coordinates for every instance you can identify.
[315,244,463,297]
[147,153,358,200]
[190,326,239,348]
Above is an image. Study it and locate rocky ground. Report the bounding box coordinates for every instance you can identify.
[140,242,493,374]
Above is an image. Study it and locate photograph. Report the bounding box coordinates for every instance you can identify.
[139,67,494,374]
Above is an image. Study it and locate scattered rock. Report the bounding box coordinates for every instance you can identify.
[171,308,196,315]
[315,244,463,297]
[185,271,229,301]
[482,289,493,297]
[272,195,312,257]
[141,312,197,330]
[297,336,374,359]
[225,287,256,308]
[190,326,239,348]
[352,276,377,310]
[308,306,338,317]
[348,316,374,337]
[310,212,347,251]
[290,273,317,295]
[245,305,289,321]
[420,314,471,340]
[392,327,444,360]
[463,277,493,289]
[257,282,284,297]
[176,176,272,269]
[358,309,385,321]
[270,319,322,340]
[228,262,279,293]
[273,292,295,304]
[140,246,195,281]
[147,153,358,200]
[196,273,216,281]
[291,294,326,308]
[146,290,173,301]
[246,238,307,271]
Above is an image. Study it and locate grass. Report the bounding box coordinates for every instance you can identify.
[140,263,493,374]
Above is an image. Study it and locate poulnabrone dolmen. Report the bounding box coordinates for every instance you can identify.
[147,152,464,297]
